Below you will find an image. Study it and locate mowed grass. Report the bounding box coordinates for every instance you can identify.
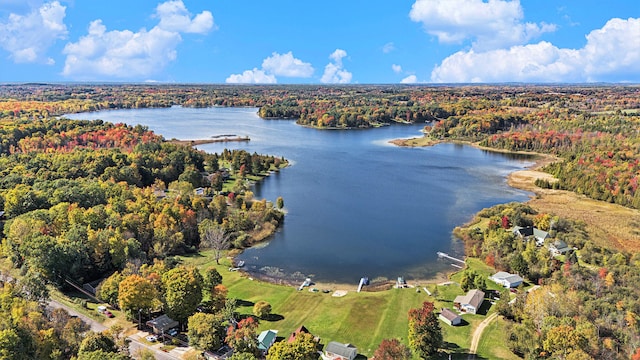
[476,316,520,360]
[178,250,509,358]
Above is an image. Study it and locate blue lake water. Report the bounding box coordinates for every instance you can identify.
[67,107,534,284]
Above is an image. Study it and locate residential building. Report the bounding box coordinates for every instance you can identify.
[489,271,524,288]
[453,289,485,314]
[322,341,357,360]
[257,329,278,353]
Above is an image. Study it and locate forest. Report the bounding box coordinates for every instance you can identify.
[0,83,638,359]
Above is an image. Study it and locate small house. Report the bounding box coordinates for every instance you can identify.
[322,341,357,360]
[146,314,179,335]
[439,308,462,326]
[453,289,485,314]
[257,329,278,353]
[489,271,524,288]
[548,240,571,256]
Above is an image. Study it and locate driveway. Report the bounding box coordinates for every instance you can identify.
[48,300,189,359]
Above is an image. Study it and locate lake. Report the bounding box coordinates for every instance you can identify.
[67,107,534,284]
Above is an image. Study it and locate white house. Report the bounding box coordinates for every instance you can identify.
[453,289,485,314]
[489,271,524,288]
[322,341,357,360]
[439,308,462,326]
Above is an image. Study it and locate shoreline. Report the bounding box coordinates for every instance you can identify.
[169,136,250,146]
[236,267,455,293]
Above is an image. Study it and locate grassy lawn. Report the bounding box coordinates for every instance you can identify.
[476,316,520,360]
[175,250,513,358]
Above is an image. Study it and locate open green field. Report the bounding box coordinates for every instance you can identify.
[177,251,510,359]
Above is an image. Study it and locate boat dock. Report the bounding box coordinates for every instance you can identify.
[437,251,465,264]
[298,278,311,291]
[357,277,369,292]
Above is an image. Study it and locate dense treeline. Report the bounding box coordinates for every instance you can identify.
[0,117,287,287]
[455,202,640,359]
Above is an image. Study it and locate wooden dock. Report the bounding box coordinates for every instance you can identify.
[437,251,465,264]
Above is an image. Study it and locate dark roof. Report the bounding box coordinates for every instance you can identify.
[513,226,534,237]
[146,315,178,332]
[325,341,357,359]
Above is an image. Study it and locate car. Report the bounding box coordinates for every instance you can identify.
[145,335,158,342]
[96,305,107,314]
[104,310,114,318]
[167,328,178,337]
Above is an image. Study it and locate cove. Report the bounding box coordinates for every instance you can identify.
[67,107,534,284]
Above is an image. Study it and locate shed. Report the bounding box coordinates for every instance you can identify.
[146,315,179,334]
[439,308,462,326]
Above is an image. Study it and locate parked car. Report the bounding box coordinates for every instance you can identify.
[145,335,158,342]
[104,310,114,318]
[96,305,107,314]
[167,328,178,337]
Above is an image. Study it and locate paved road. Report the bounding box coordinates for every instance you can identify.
[468,312,498,359]
[48,300,183,360]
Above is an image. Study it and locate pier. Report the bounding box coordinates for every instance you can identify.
[437,251,465,264]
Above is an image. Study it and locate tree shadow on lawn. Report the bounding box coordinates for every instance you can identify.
[236,299,255,307]
[263,314,284,322]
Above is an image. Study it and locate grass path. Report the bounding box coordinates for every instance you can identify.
[468,312,498,359]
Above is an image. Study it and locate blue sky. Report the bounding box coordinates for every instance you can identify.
[1,0,638,83]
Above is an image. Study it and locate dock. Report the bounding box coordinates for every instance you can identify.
[298,278,311,291]
[437,251,465,264]
[357,277,369,292]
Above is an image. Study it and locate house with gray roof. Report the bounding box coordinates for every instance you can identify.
[453,289,485,314]
[548,240,571,256]
[322,341,357,360]
[146,314,178,335]
[490,271,524,288]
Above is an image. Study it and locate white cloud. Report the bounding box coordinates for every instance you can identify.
[261,51,314,77]
[62,0,215,79]
[155,0,215,33]
[382,42,395,53]
[392,64,403,73]
[409,0,555,50]
[401,75,418,84]
[321,48,352,84]
[430,18,640,83]
[225,68,277,84]
[0,1,67,64]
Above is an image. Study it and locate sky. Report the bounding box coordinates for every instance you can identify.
[0,0,639,84]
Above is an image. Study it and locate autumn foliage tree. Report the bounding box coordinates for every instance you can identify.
[266,332,318,360]
[373,338,411,360]
[225,317,260,357]
[252,301,272,319]
[117,274,158,319]
[408,301,442,358]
